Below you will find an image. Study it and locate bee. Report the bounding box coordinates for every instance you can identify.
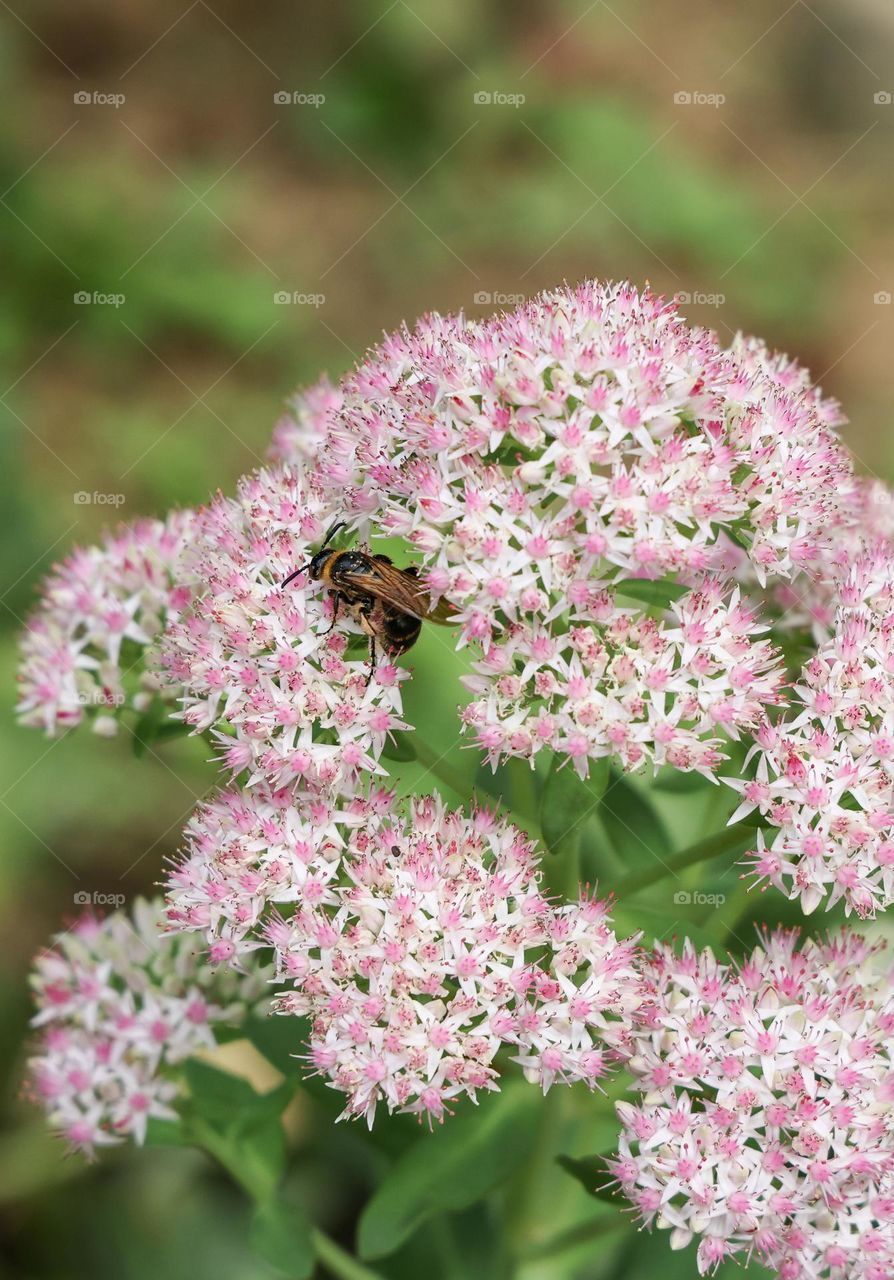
[282,521,455,682]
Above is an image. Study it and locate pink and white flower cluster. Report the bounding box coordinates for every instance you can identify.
[167,792,641,1124]
[267,281,850,781]
[610,931,894,1280]
[158,467,409,795]
[17,512,194,737]
[731,544,894,915]
[273,799,641,1123]
[28,898,268,1157]
[462,579,784,777]
[164,779,395,964]
[751,474,894,640]
[270,374,342,470]
[21,284,860,799]
[18,272,894,1280]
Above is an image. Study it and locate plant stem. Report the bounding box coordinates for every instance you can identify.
[541,838,581,902]
[311,1230,388,1280]
[612,823,755,900]
[522,1211,627,1261]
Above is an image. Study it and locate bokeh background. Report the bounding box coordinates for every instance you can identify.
[2,2,894,1277]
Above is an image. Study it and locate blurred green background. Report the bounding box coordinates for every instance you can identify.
[2,2,894,1276]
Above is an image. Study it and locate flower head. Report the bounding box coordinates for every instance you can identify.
[268,797,641,1124]
[462,578,784,777]
[27,898,268,1157]
[610,930,894,1279]
[18,512,194,737]
[164,780,395,963]
[268,281,845,780]
[729,544,894,916]
[270,374,342,469]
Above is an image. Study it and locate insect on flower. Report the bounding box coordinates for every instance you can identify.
[283,521,456,681]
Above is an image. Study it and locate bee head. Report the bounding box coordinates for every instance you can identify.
[307,549,334,580]
[282,520,349,590]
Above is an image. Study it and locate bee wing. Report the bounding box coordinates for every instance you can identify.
[338,561,458,625]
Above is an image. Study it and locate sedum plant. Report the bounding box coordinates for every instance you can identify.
[17,282,894,1280]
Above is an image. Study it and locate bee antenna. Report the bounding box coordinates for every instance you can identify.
[321,519,348,548]
[282,520,347,590]
[281,563,310,589]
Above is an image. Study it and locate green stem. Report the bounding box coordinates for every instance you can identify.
[541,838,581,903]
[311,1230,388,1280]
[522,1211,627,1261]
[612,823,755,901]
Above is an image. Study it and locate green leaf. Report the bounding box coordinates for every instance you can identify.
[381,731,418,763]
[244,1015,304,1077]
[599,771,671,873]
[493,440,540,466]
[150,720,194,744]
[474,758,542,838]
[357,1087,539,1261]
[612,899,720,953]
[556,1154,619,1206]
[181,1060,294,1203]
[183,1059,263,1118]
[144,1116,188,1147]
[250,1197,315,1279]
[539,755,609,857]
[312,1233,391,1280]
[131,698,165,757]
[554,1109,622,1205]
[721,521,750,552]
[130,696,189,756]
[612,821,757,901]
[733,809,774,829]
[613,576,688,609]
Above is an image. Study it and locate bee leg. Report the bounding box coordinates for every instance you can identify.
[365,635,377,687]
[324,592,343,635]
